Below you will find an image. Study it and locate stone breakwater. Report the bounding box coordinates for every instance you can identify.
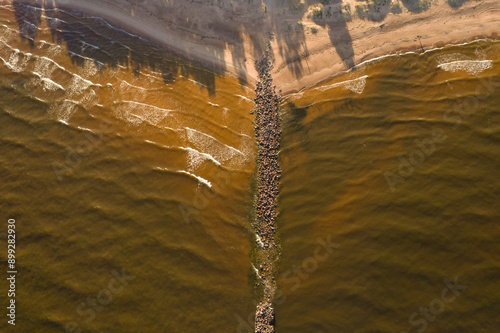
[252,51,281,333]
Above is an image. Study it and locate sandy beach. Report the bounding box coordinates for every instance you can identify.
[10,0,499,94]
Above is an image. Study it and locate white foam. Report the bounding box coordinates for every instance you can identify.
[179,170,212,188]
[39,55,66,71]
[155,167,212,188]
[256,234,265,248]
[185,146,222,169]
[0,47,31,72]
[0,24,16,42]
[48,100,78,123]
[235,94,253,103]
[289,92,304,100]
[113,100,173,126]
[117,80,147,101]
[34,56,57,77]
[40,42,63,58]
[144,140,221,168]
[69,73,99,94]
[82,58,99,77]
[252,263,263,280]
[315,75,368,94]
[41,77,64,91]
[186,127,244,158]
[185,127,249,169]
[119,79,149,91]
[75,126,96,134]
[68,50,104,68]
[284,40,494,98]
[188,78,205,87]
[438,60,493,75]
[30,71,64,92]
[80,89,98,109]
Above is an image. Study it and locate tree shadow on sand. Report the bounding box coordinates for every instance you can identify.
[271,10,308,80]
[311,0,355,70]
[268,0,355,78]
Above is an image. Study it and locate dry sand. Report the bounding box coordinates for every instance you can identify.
[16,0,500,94]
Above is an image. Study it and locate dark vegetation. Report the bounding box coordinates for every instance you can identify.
[354,0,391,21]
[447,0,471,8]
[401,0,432,13]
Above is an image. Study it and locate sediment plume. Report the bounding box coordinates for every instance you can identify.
[252,50,281,333]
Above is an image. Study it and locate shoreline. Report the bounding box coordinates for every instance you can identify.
[8,0,499,94]
[282,37,500,96]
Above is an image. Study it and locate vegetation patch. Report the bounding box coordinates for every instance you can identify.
[355,0,391,21]
[390,0,403,13]
[447,0,471,8]
[401,0,432,13]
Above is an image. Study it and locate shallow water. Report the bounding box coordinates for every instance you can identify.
[0,3,256,332]
[1,2,499,333]
[277,41,500,332]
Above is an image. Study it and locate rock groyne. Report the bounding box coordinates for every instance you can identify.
[252,50,281,333]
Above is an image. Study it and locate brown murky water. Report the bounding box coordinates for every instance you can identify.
[0,3,257,332]
[0,2,499,333]
[277,41,500,332]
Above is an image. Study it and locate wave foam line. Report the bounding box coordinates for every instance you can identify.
[41,77,65,91]
[438,60,493,75]
[256,234,265,248]
[75,126,96,134]
[0,40,102,90]
[67,50,105,68]
[155,167,212,188]
[235,94,253,103]
[285,39,496,98]
[144,140,222,167]
[113,101,174,126]
[119,80,152,91]
[116,100,174,113]
[185,127,244,157]
[315,75,368,94]
[185,147,222,167]
[31,72,65,91]
[252,263,264,281]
